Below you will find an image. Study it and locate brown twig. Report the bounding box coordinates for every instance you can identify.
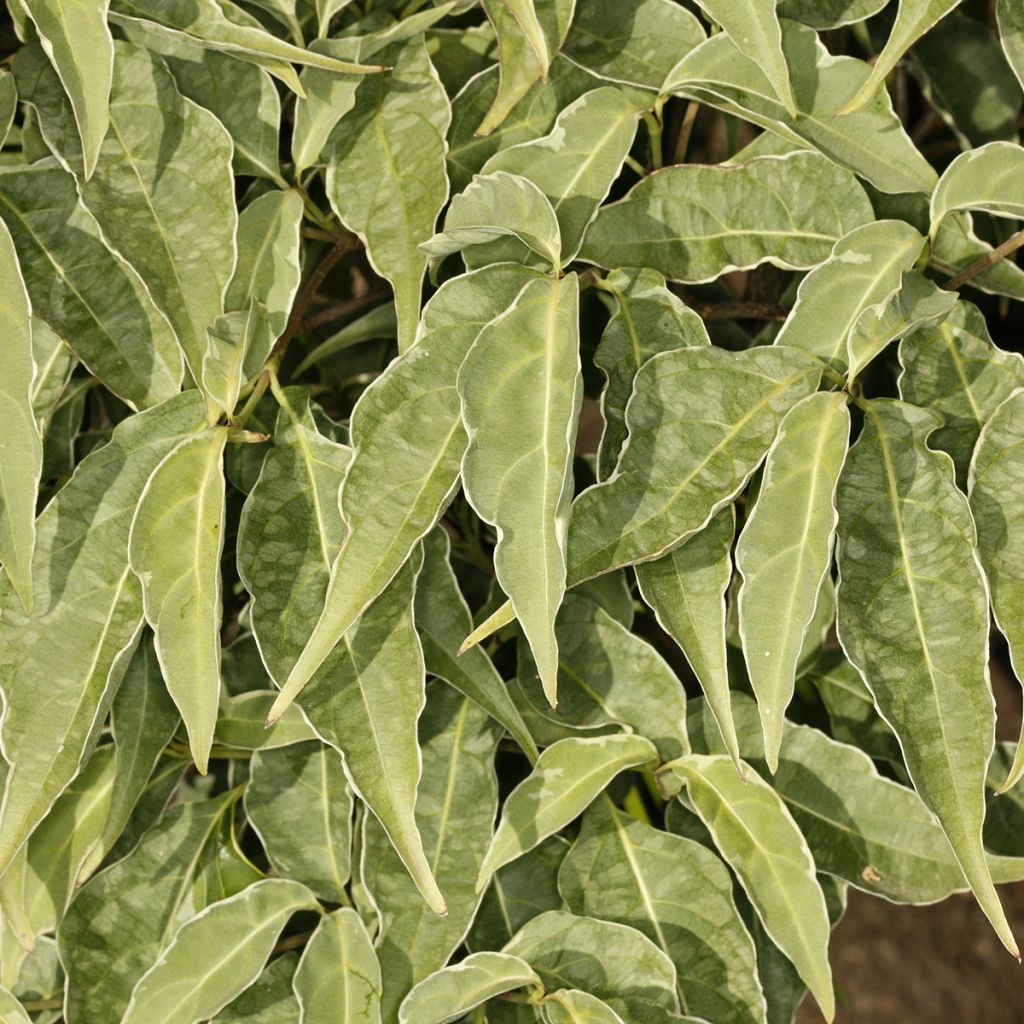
[941,228,1024,292]
[692,301,791,321]
[304,288,390,331]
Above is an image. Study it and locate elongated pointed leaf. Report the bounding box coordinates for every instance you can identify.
[460,274,581,706]
[838,0,961,114]
[998,0,1024,91]
[559,797,765,1024]
[774,220,925,369]
[0,163,183,409]
[294,908,382,1024]
[580,151,872,281]
[695,0,794,114]
[297,559,445,915]
[899,300,1024,483]
[245,742,352,902]
[665,20,937,194]
[0,220,40,613]
[503,910,680,1020]
[129,428,227,774]
[326,36,450,353]
[635,508,738,770]
[568,345,821,583]
[203,301,273,418]
[0,392,204,876]
[930,141,1024,236]
[737,393,849,771]
[477,734,657,890]
[362,683,501,1018]
[417,529,538,761]
[59,793,232,1024]
[836,399,1017,956]
[20,0,113,177]
[274,264,540,718]
[121,878,317,1024]
[215,691,317,750]
[662,754,834,1022]
[970,389,1024,794]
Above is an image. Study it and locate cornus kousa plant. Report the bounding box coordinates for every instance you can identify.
[5,0,1024,1021]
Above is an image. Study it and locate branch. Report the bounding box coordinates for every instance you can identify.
[692,301,791,321]
[941,228,1024,292]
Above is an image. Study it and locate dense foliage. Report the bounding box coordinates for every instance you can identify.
[2,0,1024,1021]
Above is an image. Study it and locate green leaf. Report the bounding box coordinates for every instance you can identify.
[28,316,74,432]
[661,754,834,1022]
[969,389,1024,794]
[594,267,708,481]
[777,0,886,27]
[416,529,538,761]
[567,345,822,584]
[59,793,232,1023]
[459,274,582,706]
[361,683,500,1019]
[579,151,873,281]
[214,691,317,751]
[835,399,1017,956]
[998,0,1024,91]
[477,0,575,137]
[212,952,300,1023]
[0,69,14,148]
[203,301,273,418]
[422,171,563,271]
[503,910,681,1021]
[477,734,658,890]
[0,392,204,877]
[505,0,555,75]
[930,140,1024,237]
[694,0,795,115]
[837,0,961,115]
[773,219,925,370]
[898,300,1024,483]
[297,558,445,916]
[295,302,397,375]
[326,35,450,353]
[540,990,625,1024]
[78,41,237,394]
[294,908,382,1024]
[559,797,765,1024]
[129,428,228,774]
[192,811,264,908]
[121,878,318,1024]
[846,270,957,384]
[0,219,40,613]
[736,392,849,771]
[0,162,184,409]
[635,507,740,771]
[245,741,352,903]
[20,0,113,178]
[274,264,540,719]
[399,952,542,1024]
[664,20,937,194]
[562,0,703,93]
[515,594,690,762]
[0,986,31,1024]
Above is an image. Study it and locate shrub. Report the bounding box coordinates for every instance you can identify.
[1,1,1023,1022]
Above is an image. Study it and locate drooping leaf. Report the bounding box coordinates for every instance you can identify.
[664,20,938,194]
[0,163,183,409]
[326,35,450,353]
[273,264,540,718]
[567,345,822,583]
[129,428,228,774]
[559,797,765,1024]
[0,392,204,877]
[660,754,834,1022]
[835,399,1017,955]
[121,879,318,1024]
[736,392,850,771]
[192,810,264,908]
[244,741,353,903]
[297,558,445,916]
[59,793,232,1024]
[838,0,962,115]
[503,910,681,1021]
[773,219,925,370]
[579,151,873,281]
[20,0,114,177]
[398,952,542,1024]
[930,140,1024,236]
[477,734,658,890]
[635,507,740,770]
[362,683,500,1019]
[0,219,40,613]
[203,302,274,419]
[459,274,581,706]
[294,908,382,1024]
